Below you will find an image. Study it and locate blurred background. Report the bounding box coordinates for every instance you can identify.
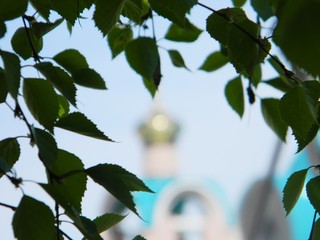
[0,1,316,239]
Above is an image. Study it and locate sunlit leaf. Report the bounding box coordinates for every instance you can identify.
[0,50,20,99]
[149,0,197,27]
[107,26,133,59]
[93,213,126,233]
[55,112,114,141]
[72,68,106,89]
[23,78,59,132]
[165,20,202,42]
[125,37,159,80]
[32,128,58,169]
[168,50,189,70]
[34,62,77,106]
[86,163,153,216]
[93,0,126,36]
[53,49,88,75]
[261,98,288,141]
[57,95,70,118]
[199,51,228,72]
[0,0,27,21]
[0,138,20,178]
[12,196,57,240]
[307,176,320,214]
[282,169,308,215]
[225,76,244,118]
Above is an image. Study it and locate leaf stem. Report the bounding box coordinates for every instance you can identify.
[14,101,34,143]
[55,203,61,240]
[22,15,41,63]
[308,210,317,240]
[197,2,300,83]
[0,202,17,211]
[57,228,73,240]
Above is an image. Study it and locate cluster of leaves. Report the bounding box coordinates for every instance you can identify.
[0,0,320,239]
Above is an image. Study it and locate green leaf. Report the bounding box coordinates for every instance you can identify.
[125,37,160,79]
[29,0,52,20]
[0,21,6,38]
[31,18,64,39]
[86,163,153,216]
[11,27,43,60]
[303,80,320,125]
[312,218,320,240]
[0,50,21,99]
[53,49,89,75]
[0,0,27,21]
[42,149,86,213]
[122,0,144,23]
[72,68,106,89]
[149,0,197,27]
[107,26,133,59]
[12,196,57,240]
[0,68,8,103]
[93,213,126,233]
[199,51,228,72]
[165,20,202,42]
[249,64,262,87]
[279,85,318,150]
[55,112,114,141]
[133,236,147,240]
[251,0,278,20]
[93,0,127,36]
[225,76,244,118]
[206,8,266,75]
[307,176,320,214]
[75,216,103,240]
[274,0,320,76]
[168,50,189,70]
[143,77,157,98]
[34,62,77,106]
[283,169,308,215]
[263,77,292,93]
[32,128,58,169]
[57,95,70,118]
[232,0,247,7]
[0,138,20,178]
[261,98,288,141]
[23,78,59,132]
[52,0,86,25]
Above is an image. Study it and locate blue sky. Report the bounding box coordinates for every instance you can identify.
[0,1,299,239]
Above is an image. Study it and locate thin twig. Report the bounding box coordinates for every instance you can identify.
[57,229,73,240]
[22,15,41,63]
[0,202,17,211]
[14,101,34,142]
[308,210,317,240]
[55,203,61,240]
